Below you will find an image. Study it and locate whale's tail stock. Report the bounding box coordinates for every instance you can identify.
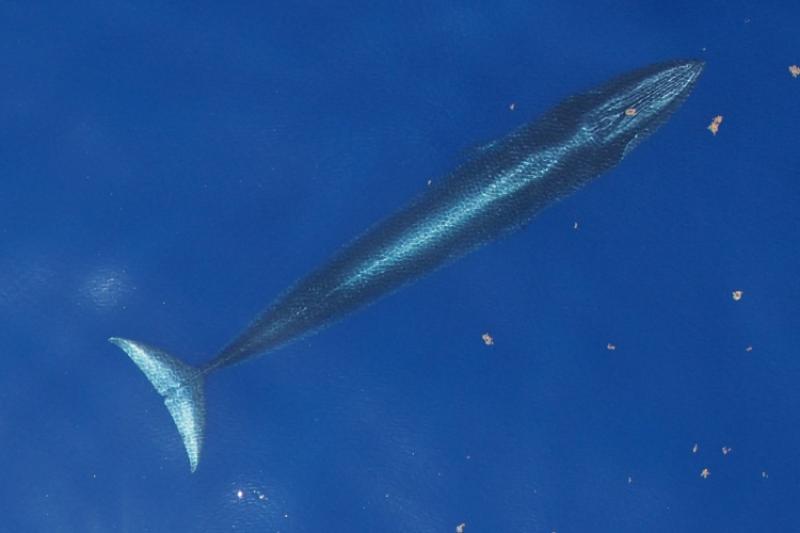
[108,337,205,472]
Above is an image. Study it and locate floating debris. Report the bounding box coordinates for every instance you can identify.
[509,102,516,111]
[456,523,466,533]
[707,115,724,135]
[762,471,769,479]
[625,107,637,117]
[732,290,743,301]
[607,342,616,351]
[700,468,710,479]
[427,179,432,187]
[573,221,579,230]
[722,446,732,456]
[627,476,633,484]
[789,65,800,78]
[745,345,753,352]
[692,443,699,454]
[481,333,494,346]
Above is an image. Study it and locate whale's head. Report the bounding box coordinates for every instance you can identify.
[576,59,705,161]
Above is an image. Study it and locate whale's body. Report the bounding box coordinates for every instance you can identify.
[110,60,705,472]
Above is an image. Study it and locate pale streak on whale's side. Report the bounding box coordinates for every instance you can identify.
[110,60,705,472]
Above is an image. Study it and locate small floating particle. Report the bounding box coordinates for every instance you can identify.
[456,523,466,533]
[236,489,244,500]
[745,345,753,352]
[692,443,699,453]
[707,115,723,135]
[700,468,710,479]
[509,102,516,111]
[607,342,616,351]
[573,221,579,230]
[732,290,743,301]
[627,476,633,484]
[761,471,769,479]
[625,107,637,117]
[481,333,494,346]
[722,446,732,456]
[427,179,432,187]
[789,65,800,78]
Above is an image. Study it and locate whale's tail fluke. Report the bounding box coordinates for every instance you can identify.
[109,337,205,473]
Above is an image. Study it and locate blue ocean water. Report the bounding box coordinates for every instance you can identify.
[1,2,798,531]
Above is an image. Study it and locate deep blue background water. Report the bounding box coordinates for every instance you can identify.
[1,2,798,531]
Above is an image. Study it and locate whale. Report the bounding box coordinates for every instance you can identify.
[110,59,705,472]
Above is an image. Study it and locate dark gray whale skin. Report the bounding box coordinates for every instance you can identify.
[207,59,705,372]
[109,60,704,472]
